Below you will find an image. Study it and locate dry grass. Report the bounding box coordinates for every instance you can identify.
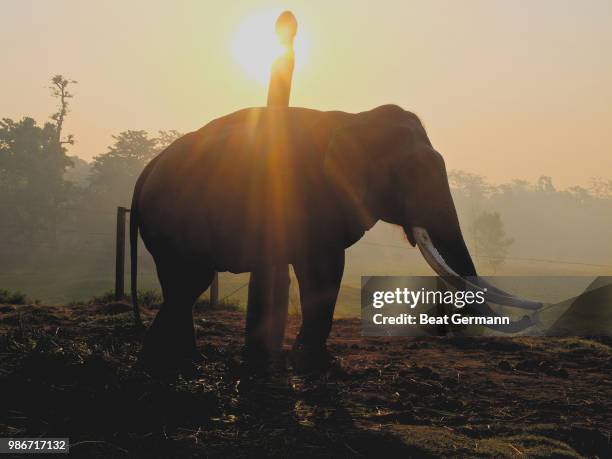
[0,301,610,457]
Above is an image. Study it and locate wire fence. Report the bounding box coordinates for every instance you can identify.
[3,199,612,268]
[1,234,611,272]
[359,241,612,268]
[1,232,610,266]
[1,222,612,303]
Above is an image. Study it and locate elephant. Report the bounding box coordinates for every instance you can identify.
[130,104,540,370]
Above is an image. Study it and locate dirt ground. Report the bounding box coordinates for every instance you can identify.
[0,302,610,458]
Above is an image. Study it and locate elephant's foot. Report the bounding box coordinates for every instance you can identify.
[241,343,269,368]
[238,345,286,376]
[289,342,337,375]
[139,327,201,376]
[139,346,202,378]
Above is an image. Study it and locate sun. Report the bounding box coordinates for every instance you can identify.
[231,10,309,85]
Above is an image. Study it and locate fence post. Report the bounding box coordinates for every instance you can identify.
[115,206,128,300]
[210,272,219,307]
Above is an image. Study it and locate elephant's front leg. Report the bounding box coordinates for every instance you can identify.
[244,266,290,362]
[292,250,345,372]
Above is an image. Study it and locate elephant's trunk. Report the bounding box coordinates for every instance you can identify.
[402,178,541,331]
[412,227,541,311]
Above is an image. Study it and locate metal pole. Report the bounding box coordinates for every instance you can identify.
[115,206,128,300]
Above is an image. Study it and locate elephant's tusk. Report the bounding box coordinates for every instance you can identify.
[470,277,542,309]
[412,227,542,311]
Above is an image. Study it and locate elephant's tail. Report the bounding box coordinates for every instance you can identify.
[130,203,142,327]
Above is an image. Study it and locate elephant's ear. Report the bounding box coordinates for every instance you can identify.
[324,124,370,206]
[324,122,411,209]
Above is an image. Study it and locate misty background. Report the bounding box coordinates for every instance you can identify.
[4,1,612,188]
[1,76,611,314]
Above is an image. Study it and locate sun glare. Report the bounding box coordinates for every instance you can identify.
[231,10,308,85]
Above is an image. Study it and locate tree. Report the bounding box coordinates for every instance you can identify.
[49,75,77,148]
[469,211,513,273]
[566,185,591,204]
[448,170,493,199]
[64,155,91,187]
[0,117,74,261]
[88,130,156,203]
[536,175,556,193]
[87,130,182,206]
[589,177,612,198]
[0,75,77,263]
[156,130,182,149]
[497,179,530,197]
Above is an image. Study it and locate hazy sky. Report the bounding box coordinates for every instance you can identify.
[3,0,611,187]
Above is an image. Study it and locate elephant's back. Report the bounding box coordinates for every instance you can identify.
[135,107,347,270]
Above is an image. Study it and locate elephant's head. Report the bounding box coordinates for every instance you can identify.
[325,105,541,329]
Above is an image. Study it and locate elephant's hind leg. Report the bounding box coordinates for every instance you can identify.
[142,257,214,369]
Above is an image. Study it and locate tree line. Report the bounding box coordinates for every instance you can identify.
[448,171,612,272]
[0,76,180,275]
